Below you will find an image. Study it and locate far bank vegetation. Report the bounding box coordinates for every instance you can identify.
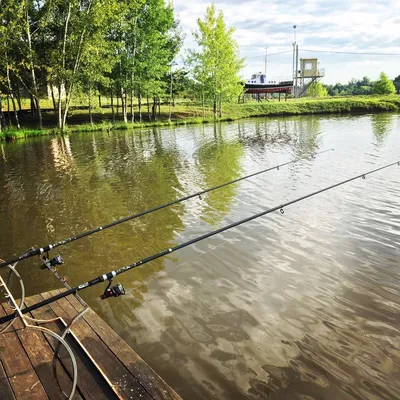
[0,1,398,135]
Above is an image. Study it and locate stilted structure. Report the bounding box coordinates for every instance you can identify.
[294,58,325,97]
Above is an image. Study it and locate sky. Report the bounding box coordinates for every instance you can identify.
[173,0,400,84]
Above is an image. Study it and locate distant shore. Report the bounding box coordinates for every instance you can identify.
[1,95,399,141]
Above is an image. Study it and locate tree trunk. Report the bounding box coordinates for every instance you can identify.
[124,91,128,123]
[30,95,35,114]
[6,95,11,127]
[147,92,151,121]
[5,64,20,128]
[58,3,71,131]
[116,91,119,117]
[24,3,42,129]
[98,94,101,108]
[202,92,205,120]
[0,96,4,132]
[219,95,222,118]
[213,95,217,120]
[172,93,175,107]
[61,101,69,133]
[138,92,142,123]
[34,98,41,123]
[60,0,94,133]
[33,81,42,129]
[16,89,22,112]
[130,90,134,123]
[88,87,93,125]
[51,88,57,112]
[152,97,157,121]
[111,91,115,123]
[10,95,20,129]
[158,97,161,118]
[121,89,127,123]
[57,84,63,130]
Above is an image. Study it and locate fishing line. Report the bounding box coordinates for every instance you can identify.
[1,159,398,324]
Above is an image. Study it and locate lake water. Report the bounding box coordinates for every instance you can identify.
[1,113,400,399]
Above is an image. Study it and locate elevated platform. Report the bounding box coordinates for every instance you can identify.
[0,289,182,400]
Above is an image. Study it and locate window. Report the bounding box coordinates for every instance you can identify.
[305,62,313,70]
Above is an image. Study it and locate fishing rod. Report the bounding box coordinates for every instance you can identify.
[0,148,333,270]
[1,159,398,324]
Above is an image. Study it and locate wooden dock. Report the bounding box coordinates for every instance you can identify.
[0,289,182,400]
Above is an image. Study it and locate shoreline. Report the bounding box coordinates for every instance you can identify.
[1,96,399,141]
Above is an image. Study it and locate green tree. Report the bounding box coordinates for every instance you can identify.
[373,72,396,95]
[188,4,244,119]
[306,82,328,98]
[45,0,120,132]
[133,0,182,122]
[0,0,22,128]
[393,75,400,94]
[325,77,374,96]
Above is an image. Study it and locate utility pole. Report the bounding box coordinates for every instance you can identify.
[292,25,297,98]
[264,46,268,76]
[292,25,296,79]
[295,44,299,98]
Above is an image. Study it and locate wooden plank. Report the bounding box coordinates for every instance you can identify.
[0,359,15,400]
[1,301,83,400]
[0,306,48,400]
[43,290,153,400]
[24,293,112,400]
[66,294,182,400]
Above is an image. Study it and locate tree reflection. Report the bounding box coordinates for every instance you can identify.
[0,129,186,306]
[195,123,244,226]
[371,113,393,143]
[237,119,293,149]
[291,116,322,157]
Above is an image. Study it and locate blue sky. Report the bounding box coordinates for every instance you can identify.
[173,0,400,84]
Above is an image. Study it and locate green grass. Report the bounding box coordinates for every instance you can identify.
[1,95,399,141]
[227,96,400,118]
[0,128,53,141]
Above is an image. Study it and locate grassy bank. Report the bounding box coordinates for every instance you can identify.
[1,96,399,141]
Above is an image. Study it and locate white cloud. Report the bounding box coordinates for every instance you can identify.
[173,0,400,83]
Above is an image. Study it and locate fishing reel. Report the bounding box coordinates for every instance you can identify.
[100,280,125,300]
[40,254,64,270]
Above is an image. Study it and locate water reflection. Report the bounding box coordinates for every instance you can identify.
[0,114,400,400]
[196,124,244,225]
[0,143,6,162]
[292,117,322,156]
[371,113,393,143]
[0,130,188,300]
[50,136,75,172]
[238,119,294,149]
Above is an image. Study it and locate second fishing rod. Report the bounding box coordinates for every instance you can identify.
[0,148,333,269]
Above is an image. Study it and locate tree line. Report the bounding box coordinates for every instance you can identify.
[323,73,398,97]
[0,1,244,132]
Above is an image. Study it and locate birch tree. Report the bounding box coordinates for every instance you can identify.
[47,0,119,132]
[189,4,244,119]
